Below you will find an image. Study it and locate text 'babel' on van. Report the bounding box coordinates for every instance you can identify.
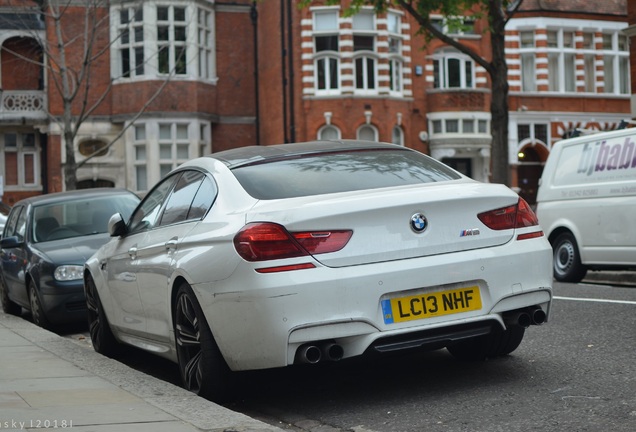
[536,127,636,282]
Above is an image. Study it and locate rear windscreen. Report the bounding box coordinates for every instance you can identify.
[231,149,462,199]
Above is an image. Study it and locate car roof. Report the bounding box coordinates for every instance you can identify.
[11,188,137,208]
[207,140,407,169]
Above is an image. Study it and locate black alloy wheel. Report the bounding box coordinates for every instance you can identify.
[85,274,120,356]
[28,280,51,329]
[0,280,21,315]
[174,282,232,402]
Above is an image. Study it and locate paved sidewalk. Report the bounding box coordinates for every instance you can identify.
[0,310,283,432]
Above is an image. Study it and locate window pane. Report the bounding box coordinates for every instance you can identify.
[352,13,374,30]
[387,13,400,34]
[478,120,487,133]
[4,152,17,185]
[135,125,146,140]
[583,33,594,49]
[462,119,474,133]
[446,120,459,133]
[176,124,188,139]
[5,133,16,147]
[447,58,460,87]
[136,165,147,190]
[161,171,203,226]
[177,144,189,159]
[23,154,34,184]
[535,124,548,144]
[160,144,172,159]
[547,31,558,48]
[135,145,146,161]
[518,125,531,141]
[314,11,338,31]
[353,35,374,51]
[358,126,375,141]
[315,35,338,52]
[159,124,172,139]
[328,58,338,89]
[158,6,169,21]
[432,120,442,133]
[366,58,375,89]
[174,7,185,22]
[23,133,35,147]
[319,126,339,140]
[188,177,216,220]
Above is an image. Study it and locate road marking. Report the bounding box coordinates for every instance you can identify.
[553,296,636,305]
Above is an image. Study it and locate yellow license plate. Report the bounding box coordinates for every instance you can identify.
[381,286,482,324]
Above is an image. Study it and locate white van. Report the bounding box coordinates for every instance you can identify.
[536,127,636,282]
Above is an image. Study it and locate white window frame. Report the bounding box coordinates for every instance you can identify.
[357,124,378,141]
[2,132,40,190]
[127,120,204,193]
[602,31,630,95]
[519,30,536,92]
[352,10,378,95]
[433,50,475,89]
[111,2,217,83]
[196,6,215,80]
[546,28,576,93]
[115,5,145,78]
[312,9,341,95]
[318,125,341,140]
[392,125,404,146]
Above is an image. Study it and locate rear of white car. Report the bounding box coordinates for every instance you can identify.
[185,144,553,371]
[191,180,552,370]
[85,141,553,402]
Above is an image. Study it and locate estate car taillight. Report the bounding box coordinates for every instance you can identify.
[477,198,544,240]
[234,222,352,262]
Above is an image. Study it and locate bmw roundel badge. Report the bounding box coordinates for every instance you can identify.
[410,213,428,233]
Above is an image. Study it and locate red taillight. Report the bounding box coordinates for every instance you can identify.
[292,231,352,254]
[234,222,352,262]
[478,198,540,231]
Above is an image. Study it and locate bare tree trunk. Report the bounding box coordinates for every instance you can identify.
[488,0,510,186]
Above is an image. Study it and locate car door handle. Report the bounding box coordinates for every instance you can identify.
[128,246,138,259]
[165,238,178,250]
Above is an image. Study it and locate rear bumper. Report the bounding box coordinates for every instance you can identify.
[193,237,553,371]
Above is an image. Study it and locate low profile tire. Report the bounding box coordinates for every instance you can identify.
[174,282,232,402]
[28,281,51,329]
[447,326,525,361]
[0,280,21,316]
[85,274,120,357]
[552,232,587,283]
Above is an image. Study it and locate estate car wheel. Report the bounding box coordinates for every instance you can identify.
[28,281,51,329]
[85,274,120,357]
[552,232,587,283]
[174,282,232,402]
[447,326,525,361]
[0,280,21,316]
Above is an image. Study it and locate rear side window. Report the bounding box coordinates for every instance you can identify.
[231,149,461,199]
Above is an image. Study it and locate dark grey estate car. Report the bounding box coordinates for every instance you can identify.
[0,188,139,328]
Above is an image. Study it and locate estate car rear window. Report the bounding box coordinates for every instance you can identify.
[231,149,461,199]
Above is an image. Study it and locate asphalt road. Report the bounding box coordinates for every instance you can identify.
[61,279,636,432]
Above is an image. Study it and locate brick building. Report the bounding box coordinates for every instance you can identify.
[0,0,630,207]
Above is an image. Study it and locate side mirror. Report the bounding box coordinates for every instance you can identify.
[0,236,23,249]
[107,213,127,237]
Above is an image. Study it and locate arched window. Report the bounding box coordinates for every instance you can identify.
[318,125,340,141]
[357,124,378,141]
[433,49,474,89]
[392,126,404,146]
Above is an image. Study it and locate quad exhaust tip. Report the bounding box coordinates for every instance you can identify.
[504,306,546,328]
[296,341,344,364]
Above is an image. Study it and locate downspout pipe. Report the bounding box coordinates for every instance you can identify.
[250,1,260,145]
[280,0,289,143]
[286,0,296,142]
